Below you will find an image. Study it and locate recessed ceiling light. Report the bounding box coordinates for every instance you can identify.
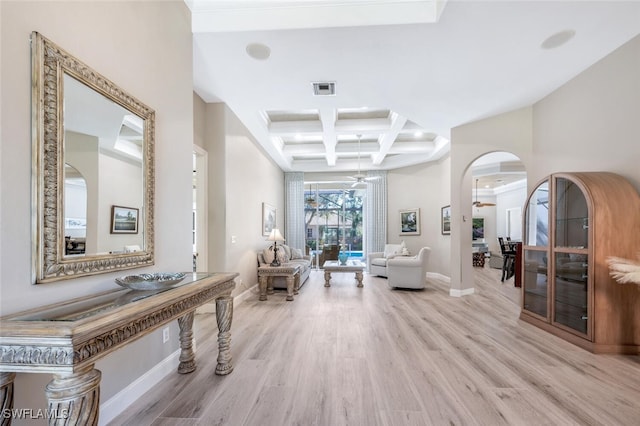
[541,30,576,50]
[414,131,423,137]
[246,43,271,60]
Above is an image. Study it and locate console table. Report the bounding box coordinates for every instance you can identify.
[0,272,237,426]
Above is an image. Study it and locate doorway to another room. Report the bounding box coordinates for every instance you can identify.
[192,146,208,272]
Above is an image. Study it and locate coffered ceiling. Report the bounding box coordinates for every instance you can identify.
[186,0,640,177]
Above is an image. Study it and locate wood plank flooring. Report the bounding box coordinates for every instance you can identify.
[110,266,640,426]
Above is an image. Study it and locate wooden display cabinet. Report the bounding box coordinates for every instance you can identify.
[520,172,640,353]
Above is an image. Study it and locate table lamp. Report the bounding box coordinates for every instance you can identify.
[267,228,285,266]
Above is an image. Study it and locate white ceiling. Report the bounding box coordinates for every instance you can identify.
[186,0,640,178]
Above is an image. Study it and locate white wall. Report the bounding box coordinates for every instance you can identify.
[450,107,533,294]
[532,34,640,192]
[387,156,451,275]
[494,180,527,249]
[1,0,194,422]
[195,97,285,295]
[449,33,640,295]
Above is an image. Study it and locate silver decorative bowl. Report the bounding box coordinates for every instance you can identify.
[115,272,186,291]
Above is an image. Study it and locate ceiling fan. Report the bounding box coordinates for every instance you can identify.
[348,134,380,187]
[473,178,496,207]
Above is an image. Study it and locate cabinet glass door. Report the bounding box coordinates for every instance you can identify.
[523,180,550,319]
[553,252,588,334]
[525,180,549,246]
[555,178,588,249]
[523,250,549,318]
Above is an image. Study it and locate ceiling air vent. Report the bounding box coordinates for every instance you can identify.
[312,81,336,96]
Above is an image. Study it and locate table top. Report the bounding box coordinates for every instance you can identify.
[323,260,365,271]
[258,263,301,274]
[0,272,238,372]
[2,272,236,323]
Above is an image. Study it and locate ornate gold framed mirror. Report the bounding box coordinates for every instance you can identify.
[32,32,155,283]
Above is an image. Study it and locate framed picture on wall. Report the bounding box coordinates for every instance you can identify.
[262,203,276,236]
[472,217,485,240]
[441,205,451,235]
[399,208,420,235]
[110,205,139,234]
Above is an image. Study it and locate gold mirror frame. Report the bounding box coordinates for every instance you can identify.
[32,32,155,283]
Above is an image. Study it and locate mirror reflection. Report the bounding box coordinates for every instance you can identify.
[32,31,154,283]
[63,74,145,257]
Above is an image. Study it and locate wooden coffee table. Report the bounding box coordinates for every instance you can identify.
[323,260,365,287]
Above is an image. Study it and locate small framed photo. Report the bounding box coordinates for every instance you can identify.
[399,208,420,236]
[441,205,451,235]
[262,202,276,236]
[111,205,139,234]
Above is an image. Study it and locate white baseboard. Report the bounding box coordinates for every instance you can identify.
[98,282,257,424]
[234,283,258,305]
[98,349,180,426]
[196,283,258,314]
[449,287,475,297]
[427,272,450,282]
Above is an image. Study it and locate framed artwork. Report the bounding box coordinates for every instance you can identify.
[441,205,451,235]
[262,202,276,236]
[399,208,420,235]
[111,205,139,234]
[472,217,485,240]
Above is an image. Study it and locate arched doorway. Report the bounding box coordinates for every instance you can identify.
[468,151,527,289]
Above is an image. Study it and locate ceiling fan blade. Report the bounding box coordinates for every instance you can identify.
[364,176,381,181]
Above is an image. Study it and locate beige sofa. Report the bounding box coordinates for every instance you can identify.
[257,244,312,289]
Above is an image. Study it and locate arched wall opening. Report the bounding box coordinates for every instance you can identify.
[451,150,528,297]
[448,105,534,297]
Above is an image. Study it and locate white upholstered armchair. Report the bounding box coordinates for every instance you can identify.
[387,247,431,289]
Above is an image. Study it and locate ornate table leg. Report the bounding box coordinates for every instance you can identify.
[267,277,275,295]
[178,311,196,374]
[215,296,234,375]
[259,275,268,301]
[324,270,331,287]
[356,271,364,287]
[45,364,101,426]
[1,372,15,426]
[285,275,295,301]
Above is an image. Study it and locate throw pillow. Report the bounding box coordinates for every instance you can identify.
[383,244,402,259]
[280,244,291,260]
[277,248,289,263]
[291,248,303,259]
[263,247,275,264]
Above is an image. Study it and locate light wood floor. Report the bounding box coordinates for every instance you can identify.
[110,266,640,426]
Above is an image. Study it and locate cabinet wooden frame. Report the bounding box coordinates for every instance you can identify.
[520,172,640,354]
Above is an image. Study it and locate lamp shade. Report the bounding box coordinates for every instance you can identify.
[267,228,285,242]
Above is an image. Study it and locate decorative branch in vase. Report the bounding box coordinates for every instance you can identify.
[607,254,640,284]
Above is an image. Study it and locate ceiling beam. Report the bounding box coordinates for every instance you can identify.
[372,112,407,165]
[319,108,337,166]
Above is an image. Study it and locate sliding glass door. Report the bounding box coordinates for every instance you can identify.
[304,184,363,267]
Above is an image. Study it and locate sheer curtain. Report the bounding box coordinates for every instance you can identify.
[364,170,387,263]
[284,172,305,251]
